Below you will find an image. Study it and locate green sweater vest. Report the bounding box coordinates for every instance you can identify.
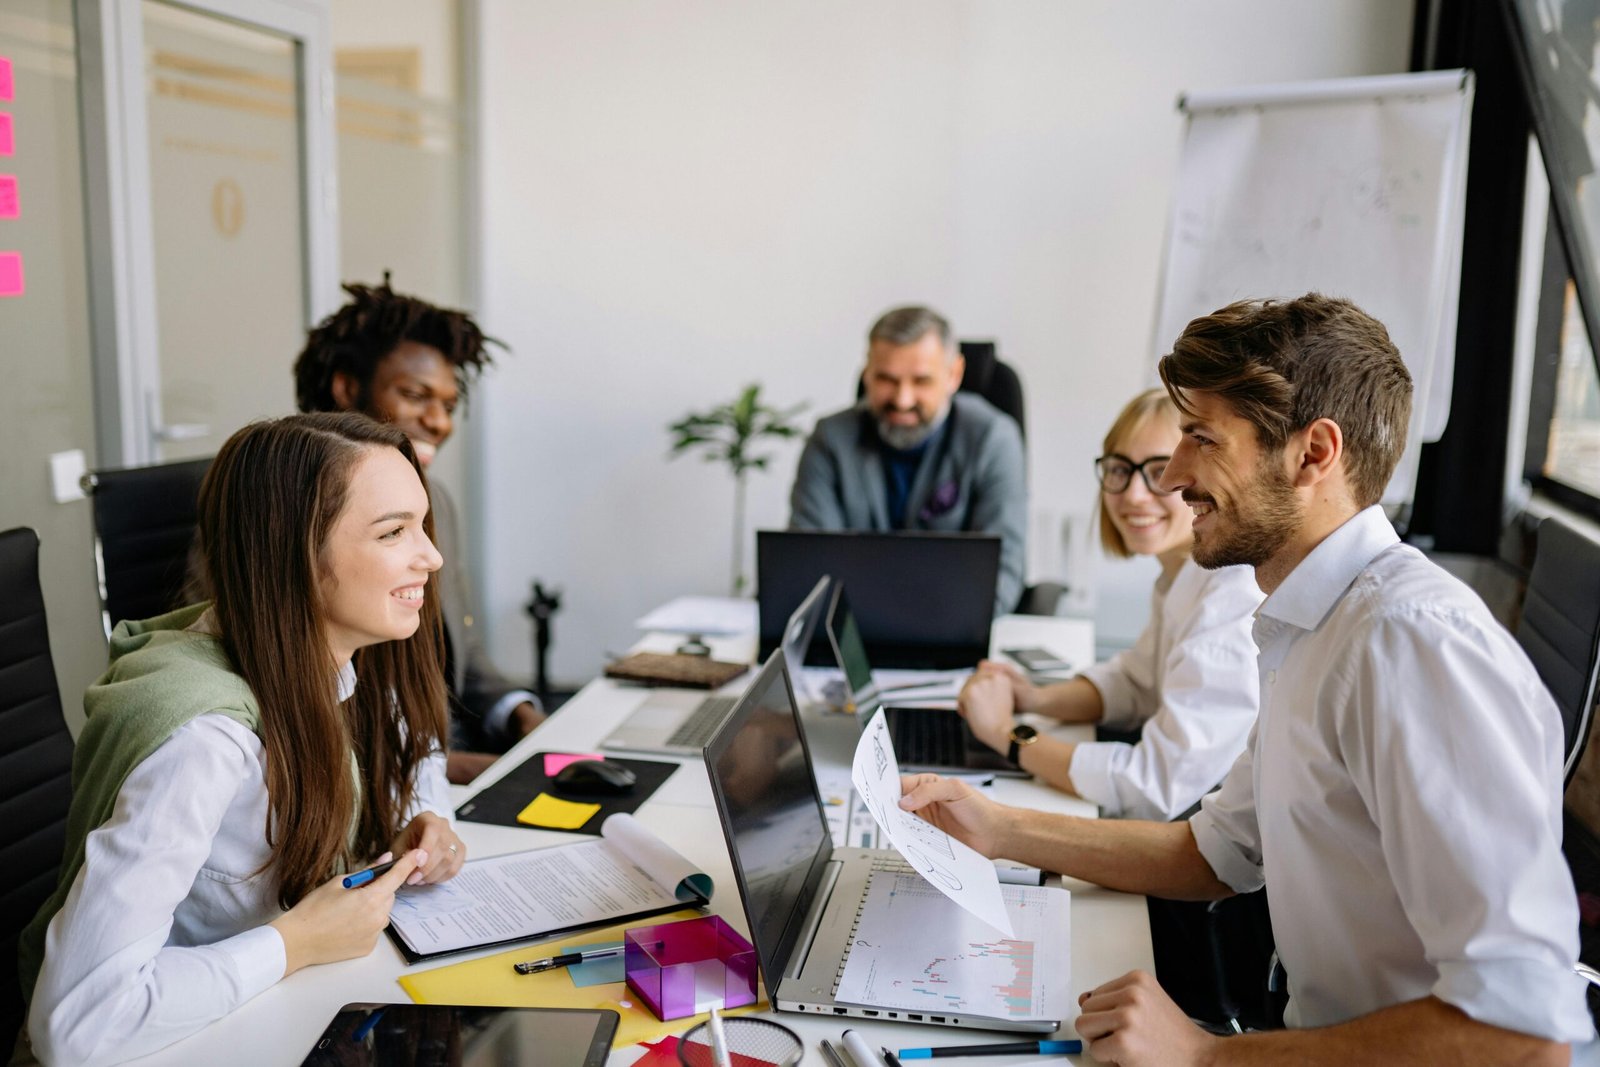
[17,603,261,1003]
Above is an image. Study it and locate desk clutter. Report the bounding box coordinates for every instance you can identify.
[399,910,766,1049]
[455,751,679,832]
[386,813,711,962]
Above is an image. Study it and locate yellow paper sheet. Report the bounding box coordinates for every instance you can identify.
[397,910,765,1047]
[515,792,601,830]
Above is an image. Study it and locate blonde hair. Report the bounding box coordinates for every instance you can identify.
[1098,388,1181,559]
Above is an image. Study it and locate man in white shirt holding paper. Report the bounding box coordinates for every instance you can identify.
[900,293,1591,1065]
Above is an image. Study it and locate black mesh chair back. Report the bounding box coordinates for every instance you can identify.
[1515,517,1600,784]
[86,457,212,630]
[0,528,74,1051]
[955,340,1025,442]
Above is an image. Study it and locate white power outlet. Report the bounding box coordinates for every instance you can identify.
[49,449,87,503]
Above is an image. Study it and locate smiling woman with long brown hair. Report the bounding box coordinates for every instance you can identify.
[18,412,467,1066]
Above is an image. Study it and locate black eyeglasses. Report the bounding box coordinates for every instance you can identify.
[1094,453,1174,494]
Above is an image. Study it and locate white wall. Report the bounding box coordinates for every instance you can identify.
[476,0,1414,685]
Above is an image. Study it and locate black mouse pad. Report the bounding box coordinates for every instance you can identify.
[454,752,679,834]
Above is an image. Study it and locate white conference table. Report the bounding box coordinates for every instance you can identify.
[129,615,1152,1066]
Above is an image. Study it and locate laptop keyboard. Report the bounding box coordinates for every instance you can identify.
[889,708,967,766]
[664,695,740,748]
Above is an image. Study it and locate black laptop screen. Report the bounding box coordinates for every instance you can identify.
[703,653,833,990]
[756,530,1000,669]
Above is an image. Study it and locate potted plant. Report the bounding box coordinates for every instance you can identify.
[668,384,807,595]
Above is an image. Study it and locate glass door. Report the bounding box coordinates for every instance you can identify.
[78,0,336,466]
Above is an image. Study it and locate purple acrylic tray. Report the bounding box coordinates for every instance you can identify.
[624,915,758,1021]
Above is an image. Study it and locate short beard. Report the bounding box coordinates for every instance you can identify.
[1191,461,1302,570]
[875,402,950,451]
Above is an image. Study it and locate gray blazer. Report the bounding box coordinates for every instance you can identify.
[788,392,1027,615]
[430,481,530,751]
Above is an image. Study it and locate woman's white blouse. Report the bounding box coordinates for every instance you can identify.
[28,669,451,1067]
[1072,559,1262,820]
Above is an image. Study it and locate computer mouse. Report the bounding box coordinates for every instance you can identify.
[553,759,637,795]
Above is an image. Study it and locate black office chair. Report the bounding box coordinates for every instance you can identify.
[83,456,212,631]
[854,339,1063,615]
[0,528,75,1052]
[1515,517,1600,785]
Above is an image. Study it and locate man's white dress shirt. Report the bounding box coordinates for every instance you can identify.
[1074,559,1262,820]
[28,663,453,1066]
[1190,506,1591,1042]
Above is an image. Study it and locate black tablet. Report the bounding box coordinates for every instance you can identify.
[299,1003,619,1066]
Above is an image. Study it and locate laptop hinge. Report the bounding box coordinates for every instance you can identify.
[786,859,843,981]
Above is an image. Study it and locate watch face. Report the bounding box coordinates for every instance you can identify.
[1012,724,1038,742]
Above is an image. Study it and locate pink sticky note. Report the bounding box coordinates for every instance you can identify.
[0,252,23,297]
[0,176,17,219]
[543,752,605,777]
[0,58,12,102]
[0,113,11,156]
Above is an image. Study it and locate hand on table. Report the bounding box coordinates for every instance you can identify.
[447,750,497,785]
[1075,970,1218,1067]
[269,849,425,976]
[510,700,547,738]
[388,811,467,885]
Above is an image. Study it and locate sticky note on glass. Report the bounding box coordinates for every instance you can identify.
[543,752,605,777]
[0,58,13,102]
[0,176,17,219]
[516,792,601,830]
[0,252,22,297]
[0,113,11,156]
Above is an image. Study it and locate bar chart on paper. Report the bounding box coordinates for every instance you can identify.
[834,872,1070,1021]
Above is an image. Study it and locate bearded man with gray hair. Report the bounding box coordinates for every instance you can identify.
[788,305,1027,615]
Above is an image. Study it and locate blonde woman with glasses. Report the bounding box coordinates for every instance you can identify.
[958,388,1262,821]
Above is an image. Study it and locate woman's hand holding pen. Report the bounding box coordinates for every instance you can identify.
[270,848,425,976]
[389,811,466,885]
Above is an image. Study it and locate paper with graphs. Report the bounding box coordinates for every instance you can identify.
[851,711,1013,936]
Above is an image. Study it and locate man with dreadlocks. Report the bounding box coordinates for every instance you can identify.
[293,276,545,784]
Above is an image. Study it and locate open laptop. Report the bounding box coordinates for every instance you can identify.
[756,530,999,669]
[600,576,832,756]
[702,650,1071,1032]
[826,582,1023,776]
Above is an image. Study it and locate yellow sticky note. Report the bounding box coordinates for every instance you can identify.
[516,792,601,830]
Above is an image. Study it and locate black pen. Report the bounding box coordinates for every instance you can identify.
[512,945,625,975]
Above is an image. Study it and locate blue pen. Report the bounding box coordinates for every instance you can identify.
[341,858,397,889]
[897,1039,1083,1058]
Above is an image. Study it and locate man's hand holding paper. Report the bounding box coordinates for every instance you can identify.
[850,711,1014,936]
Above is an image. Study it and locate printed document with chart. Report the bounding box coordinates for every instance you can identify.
[844,712,1071,1021]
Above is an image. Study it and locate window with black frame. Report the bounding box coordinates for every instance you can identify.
[1507,0,1600,1024]
[1512,0,1600,514]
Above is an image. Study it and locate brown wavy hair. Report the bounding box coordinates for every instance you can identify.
[1158,293,1412,507]
[197,412,448,907]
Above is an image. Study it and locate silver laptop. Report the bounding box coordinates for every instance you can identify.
[600,576,832,756]
[703,650,1071,1033]
[825,582,1024,776]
